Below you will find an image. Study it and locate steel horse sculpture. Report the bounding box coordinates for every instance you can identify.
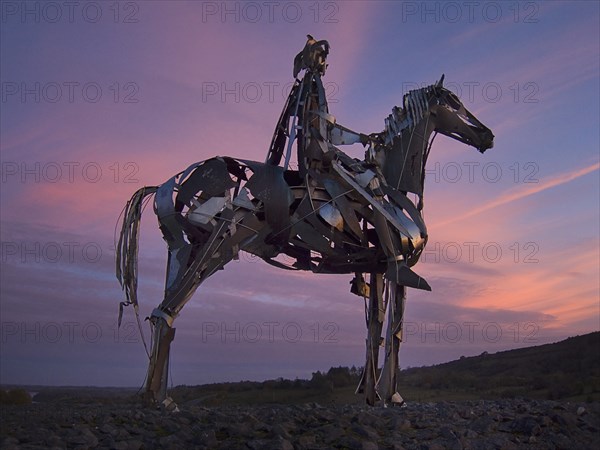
[116,37,494,410]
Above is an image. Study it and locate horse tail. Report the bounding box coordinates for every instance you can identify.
[116,186,158,327]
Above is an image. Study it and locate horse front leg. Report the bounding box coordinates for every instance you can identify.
[356,273,384,405]
[377,283,406,406]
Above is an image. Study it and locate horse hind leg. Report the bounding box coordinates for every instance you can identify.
[144,227,222,406]
[145,309,176,408]
[144,243,197,410]
[145,209,258,408]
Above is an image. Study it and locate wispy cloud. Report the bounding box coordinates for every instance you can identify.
[434,162,599,228]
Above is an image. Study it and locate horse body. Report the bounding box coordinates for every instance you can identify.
[117,38,494,409]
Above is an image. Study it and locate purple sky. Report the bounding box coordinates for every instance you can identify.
[1,1,598,387]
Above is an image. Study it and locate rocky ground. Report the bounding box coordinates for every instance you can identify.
[1,399,598,449]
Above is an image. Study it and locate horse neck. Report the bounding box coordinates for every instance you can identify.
[381,114,437,200]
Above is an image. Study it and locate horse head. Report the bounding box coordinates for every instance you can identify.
[369,76,495,207]
[431,75,495,153]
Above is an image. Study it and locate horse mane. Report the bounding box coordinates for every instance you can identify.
[383,84,438,144]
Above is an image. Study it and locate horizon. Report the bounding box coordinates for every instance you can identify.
[1,328,597,390]
[1,1,599,387]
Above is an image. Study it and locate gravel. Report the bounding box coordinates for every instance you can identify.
[1,399,598,449]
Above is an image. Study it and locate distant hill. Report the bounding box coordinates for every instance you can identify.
[169,332,600,406]
[397,331,600,402]
[5,332,598,405]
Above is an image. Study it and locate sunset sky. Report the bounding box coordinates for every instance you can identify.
[1,1,598,388]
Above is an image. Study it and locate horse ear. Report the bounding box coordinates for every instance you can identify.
[436,74,445,87]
